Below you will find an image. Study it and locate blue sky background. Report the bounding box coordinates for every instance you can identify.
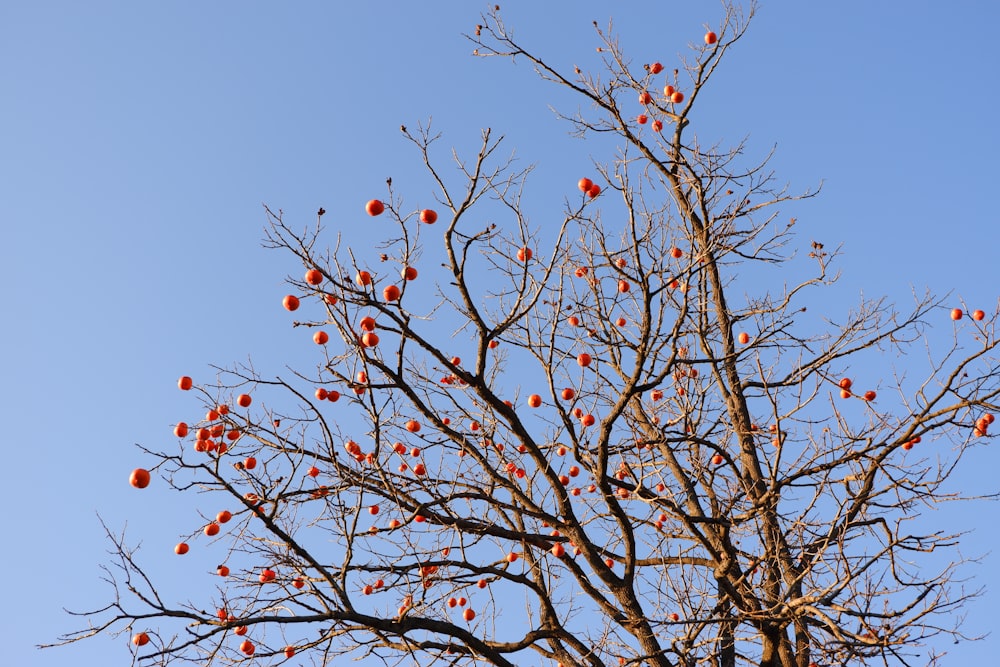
[3,1,997,665]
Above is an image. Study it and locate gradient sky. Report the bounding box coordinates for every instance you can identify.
[4,2,998,665]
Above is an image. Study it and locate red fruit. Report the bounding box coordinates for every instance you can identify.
[235,394,251,408]
[405,420,421,433]
[204,523,220,537]
[239,639,254,655]
[366,199,385,216]
[383,284,401,301]
[578,177,593,192]
[361,332,380,347]
[973,309,986,321]
[568,315,580,327]
[669,612,680,621]
[670,246,683,258]
[671,91,684,104]
[527,394,542,408]
[738,332,750,344]
[517,247,533,262]
[650,389,664,401]
[711,454,724,465]
[652,119,663,133]
[369,505,379,515]
[552,543,566,557]
[419,209,438,224]
[705,31,718,45]
[293,577,305,589]
[402,266,418,281]
[839,378,853,390]
[840,389,852,399]
[581,414,596,427]
[618,279,630,293]
[463,608,476,621]
[282,295,300,311]
[174,542,189,555]
[561,388,575,400]
[587,184,601,198]
[577,353,592,367]
[307,466,320,477]
[637,114,648,125]
[130,468,150,489]
[178,376,193,391]
[233,624,247,635]
[327,390,340,402]
[650,62,663,74]
[243,456,256,470]
[359,316,376,332]
[489,339,499,349]
[285,646,296,658]
[639,91,652,105]
[863,391,877,401]
[413,463,426,476]
[951,308,963,320]
[217,510,232,523]
[574,266,589,277]
[313,330,329,345]
[217,565,230,577]
[356,270,372,286]
[663,84,675,97]
[304,268,323,285]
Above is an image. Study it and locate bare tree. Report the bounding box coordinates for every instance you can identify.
[45,3,998,666]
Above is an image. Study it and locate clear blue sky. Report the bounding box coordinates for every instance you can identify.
[3,2,997,665]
